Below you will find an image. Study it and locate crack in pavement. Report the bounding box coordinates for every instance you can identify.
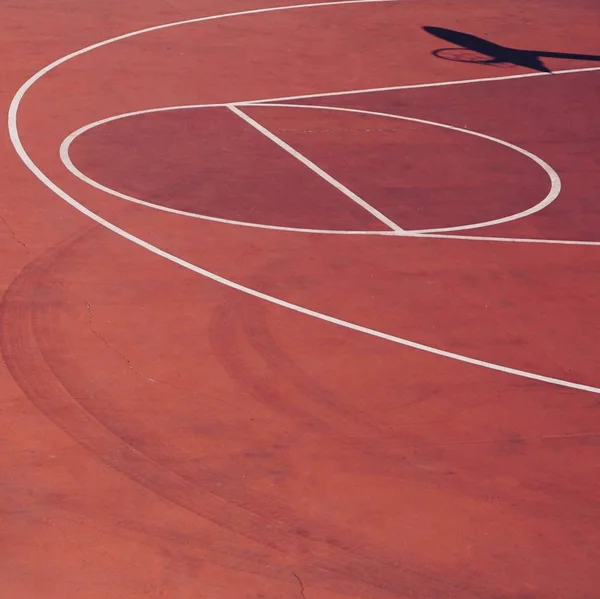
[73,289,248,411]
[85,300,93,324]
[0,215,27,248]
[90,326,159,384]
[88,323,253,414]
[293,572,306,599]
[53,284,259,413]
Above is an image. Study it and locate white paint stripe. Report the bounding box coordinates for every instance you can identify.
[256,103,562,233]
[414,232,600,246]
[246,66,600,104]
[227,104,402,231]
[9,0,600,395]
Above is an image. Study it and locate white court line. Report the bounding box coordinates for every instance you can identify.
[228,104,402,231]
[246,66,600,104]
[9,0,600,395]
[253,103,562,234]
[60,101,560,236]
[416,232,600,246]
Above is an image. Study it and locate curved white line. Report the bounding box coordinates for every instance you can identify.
[58,106,395,236]
[60,101,561,235]
[259,103,563,234]
[8,0,600,395]
[58,121,600,245]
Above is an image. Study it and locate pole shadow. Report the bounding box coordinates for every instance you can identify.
[423,26,600,73]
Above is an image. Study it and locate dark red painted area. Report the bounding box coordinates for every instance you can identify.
[69,107,386,230]
[2,1,600,598]
[245,104,550,231]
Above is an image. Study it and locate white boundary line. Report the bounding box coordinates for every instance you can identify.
[247,66,600,104]
[60,101,561,237]
[227,104,403,231]
[8,0,600,395]
[416,232,600,246]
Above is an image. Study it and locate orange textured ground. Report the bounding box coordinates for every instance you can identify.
[1,1,599,598]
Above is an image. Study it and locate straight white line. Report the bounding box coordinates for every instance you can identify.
[414,232,600,246]
[227,104,404,231]
[253,103,561,233]
[245,66,600,104]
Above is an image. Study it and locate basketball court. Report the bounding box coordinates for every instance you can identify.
[2,1,600,597]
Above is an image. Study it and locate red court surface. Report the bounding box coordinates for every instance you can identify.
[2,1,600,598]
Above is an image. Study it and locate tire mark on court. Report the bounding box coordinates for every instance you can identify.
[0,230,484,599]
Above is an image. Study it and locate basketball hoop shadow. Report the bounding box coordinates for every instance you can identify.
[432,47,515,69]
[424,26,600,73]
